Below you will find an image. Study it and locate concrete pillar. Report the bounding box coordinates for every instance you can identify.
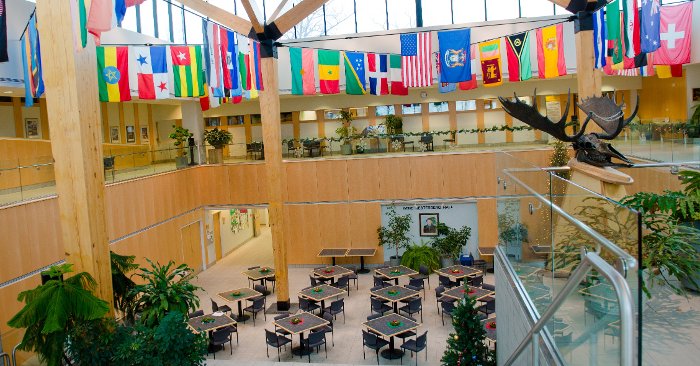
[181,101,206,164]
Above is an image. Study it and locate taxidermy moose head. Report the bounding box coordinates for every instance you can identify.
[498,91,639,168]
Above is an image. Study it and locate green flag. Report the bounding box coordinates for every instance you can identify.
[343,51,366,95]
[606,0,623,65]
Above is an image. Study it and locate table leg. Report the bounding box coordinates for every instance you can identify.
[393,301,399,313]
[380,336,404,359]
[235,301,250,322]
[292,332,312,356]
[332,257,336,265]
[394,278,399,286]
[358,256,370,274]
[320,300,326,313]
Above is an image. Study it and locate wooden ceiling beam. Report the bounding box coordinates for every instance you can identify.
[271,0,330,36]
[268,0,291,22]
[545,0,607,13]
[239,0,266,34]
[175,0,254,36]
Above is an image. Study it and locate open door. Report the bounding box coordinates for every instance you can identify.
[181,221,203,273]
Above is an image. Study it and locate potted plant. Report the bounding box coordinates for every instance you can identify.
[685,104,700,139]
[169,125,192,169]
[336,110,356,155]
[383,114,404,152]
[377,206,412,266]
[497,210,528,261]
[400,244,440,272]
[432,223,472,267]
[203,127,232,164]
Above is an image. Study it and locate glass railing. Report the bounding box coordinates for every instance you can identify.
[613,124,700,163]
[494,152,641,365]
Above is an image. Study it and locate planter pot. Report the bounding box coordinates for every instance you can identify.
[208,148,224,164]
[175,156,188,169]
[389,256,401,266]
[356,145,365,154]
[440,257,455,268]
[341,143,353,155]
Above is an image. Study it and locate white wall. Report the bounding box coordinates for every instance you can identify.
[0,106,16,137]
[214,209,255,255]
[228,127,247,157]
[484,110,507,144]
[380,202,479,261]
[456,113,479,145]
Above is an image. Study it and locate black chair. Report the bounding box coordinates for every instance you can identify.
[247,266,260,288]
[478,297,496,316]
[188,310,204,318]
[362,330,390,365]
[266,276,276,293]
[254,284,268,297]
[401,331,428,365]
[399,298,423,322]
[103,156,115,180]
[301,329,327,362]
[470,275,484,287]
[208,327,233,359]
[324,298,346,323]
[439,275,457,288]
[265,329,292,362]
[408,278,426,295]
[311,311,335,346]
[286,140,296,157]
[441,301,456,326]
[341,265,359,290]
[419,134,434,151]
[243,297,266,325]
[274,313,292,337]
[482,283,495,292]
[211,298,232,315]
[309,275,319,287]
[371,297,392,315]
[395,315,418,344]
[373,276,391,288]
[401,284,422,304]
[299,297,320,314]
[333,276,351,295]
[410,264,430,289]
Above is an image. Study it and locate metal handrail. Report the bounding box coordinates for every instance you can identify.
[502,168,637,273]
[503,251,635,366]
[11,344,18,366]
[0,352,10,366]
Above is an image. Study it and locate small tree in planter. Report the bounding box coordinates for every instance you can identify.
[441,296,496,366]
[169,125,193,169]
[433,223,472,267]
[377,206,412,265]
[336,110,357,155]
[203,127,232,164]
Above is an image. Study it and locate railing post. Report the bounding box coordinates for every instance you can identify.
[532,332,540,366]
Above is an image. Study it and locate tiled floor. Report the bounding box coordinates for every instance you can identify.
[193,227,492,365]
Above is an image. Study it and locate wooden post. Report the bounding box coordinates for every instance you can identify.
[12,97,23,138]
[574,11,603,131]
[476,99,486,144]
[35,0,114,310]
[39,99,50,139]
[259,53,290,310]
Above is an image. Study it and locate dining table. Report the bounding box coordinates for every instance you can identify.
[218,287,263,322]
[187,312,236,334]
[346,248,377,273]
[374,265,418,286]
[312,265,354,284]
[363,313,419,360]
[298,284,345,310]
[242,267,275,295]
[370,285,420,313]
[273,312,329,356]
[435,264,482,285]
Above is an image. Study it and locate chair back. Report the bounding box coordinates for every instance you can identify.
[331,298,344,311]
[405,285,420,292]
[439,275,452,286]
[420,134,433,143]
[486,298,496,311]
[253,297,265,310]
[266,329,279,345]
[416,331,428,348]
[362,330,379,346]
[307,330,325,345]
[254,284,267,293]
[442,301,455,313]
[435,285,445,296]
[419,264,429,276]
[248,266,260,270]
[373,276,385,287]
[211,299,220,312]
[367,313,383,321]
[299,297,311,310]
[310,276,318,286]
[188,310,204,318]
[482,283,495,291]
[470,275,484,287]
[274,313,290,321]
[370,298,384,311]
[336,276,349,286]
[211,327,231,342]
[409,297,422,311]
[409,278,423,288]
[322,311,334,325]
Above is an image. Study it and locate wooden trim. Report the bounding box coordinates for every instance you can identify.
[147,104,156,158]
[134,104,141,145]
[118,103,126,144]
[239,0,265,33]
[367,106,376,126]
[268,0,291,21]
[476,99,485,144]
[505,113,513,143]
[174,0,253,35]
[292,111,300,146]
[39,99,50,139]
[272,0,331,35]
[213,211,222,260]
[448,101,457,143]
[101,102,110,143]
[421,103,429,132]
[316,110,325,138]
[393,104,402,117]
[244,114,252,143]
[12,97,23,138]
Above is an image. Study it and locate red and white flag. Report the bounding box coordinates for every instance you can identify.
[400,32,433,88]
[654,2,693,65]
[368,53,389,96]
[622,0,640,58]
[204,21,224,96]
[133,46,169,99]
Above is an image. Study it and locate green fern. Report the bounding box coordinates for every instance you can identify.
[680,170,700,194]
[110,251,139,323]
[401,245,440,272]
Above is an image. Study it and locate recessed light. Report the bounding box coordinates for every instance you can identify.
[3,91,12,94]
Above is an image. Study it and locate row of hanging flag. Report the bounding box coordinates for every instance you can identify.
[287,23,567,96]
[592,0,693,78]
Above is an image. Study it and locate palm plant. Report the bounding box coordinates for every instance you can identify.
[130,259,201,327]
[110,251,138,323]
[8,264,110,366]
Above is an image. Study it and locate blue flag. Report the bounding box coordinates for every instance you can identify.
[227,30,241,97]
[640,0,661,53]
[21,14,44,107]
[437,29,471,83]
[593,7,606,69]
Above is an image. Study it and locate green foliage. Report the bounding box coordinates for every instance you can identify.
[377,206,413,259]
[335,125,358,142]
[130,259,201,327]
[169,125,192,157]
[689,104,700,126]
[401,244,440,272]
[110,251,138,323]
[339,110,354,124]
[383,114,403,134]
[497,213,528,245]
[203,127,233,148]
[432,223,472,259]
[7,264,110,366]
[67,312,207,366]
[441,296,496,366]
[549,140,571,179]
[680,169,700,195]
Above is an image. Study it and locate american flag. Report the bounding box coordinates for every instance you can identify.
[400,32,433,88]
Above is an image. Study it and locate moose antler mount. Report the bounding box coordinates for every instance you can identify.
[498,91,639,167]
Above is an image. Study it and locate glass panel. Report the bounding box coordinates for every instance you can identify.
[121,5,138,32]
[156,0,170,41]
[355,0,388,32]
[521,0,555,18]
[205,117,221,127]
[280,112,293,123]
[228,116,244,125]
[375,105,395,116]
[429,102,448,113]
[324,109,342,120]
[235,0,249,19]
[456,100,477,111]
[324,0,356,36]
[350,107,367,118]
[139,0,156,37]
[555,4,569,15]
[401,103,421,115]
[251,114,262,124]
[453,0,485,23]
[484,99,500,110]
[184,7,204,45]
[422,0,453,26]
[293,3,326,38]
[171,4,185,43]
[485,0,519,21]
[386,0,416,29]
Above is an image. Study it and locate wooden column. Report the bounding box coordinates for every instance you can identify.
[101,102,110,143]
[574,14,602,132]
[36,0,113,310]
[39,99,50,139]
[292,111,300,147]
[367,106,377,126]
[421,103,430,132]
[118,103,126,143]
[12,97,23,138]
[448,101,457,144]
[505,113,514,143]
[134,104,141,144]
[259,54,290,310]
[244,115,253,143]
[147,104,156,161]
[476,99,486,144]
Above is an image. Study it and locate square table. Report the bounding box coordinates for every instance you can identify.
[312,265,353,284]
[482,317,497,343]
[187,313,236,334]
[317,248,349,265]
[370,285,420,313]
[363,313,419,360]
[375,265,419,285]
[478,247,496,257]
[435,265,482,285]
[273,312,329,356]
[346,248,377,273]
[218,287,262,322]
[242,267,275,294]
[299,284,345,310]
[442,286,494,302]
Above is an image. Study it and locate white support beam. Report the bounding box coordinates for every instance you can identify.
[272,0,329,36]
[175,0,254,35]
